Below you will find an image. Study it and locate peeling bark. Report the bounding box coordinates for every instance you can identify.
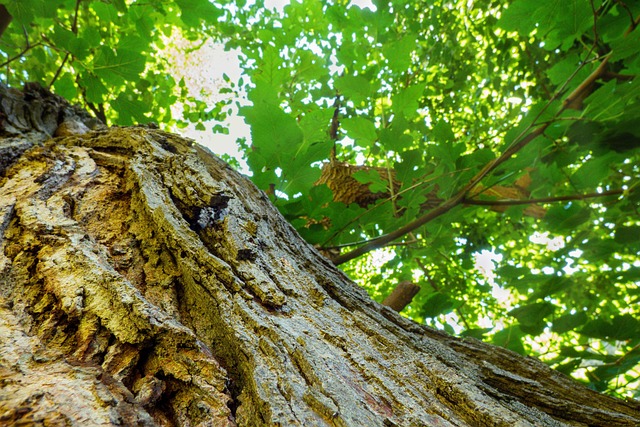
[1,84,639,426]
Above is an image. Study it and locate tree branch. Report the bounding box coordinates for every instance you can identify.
[333,122,551,265]
[0,19,41,70]
[333,55,612,266]
[563,55,610,109]
[48,53,70,88]
[320,168,469,248]
[463,188,626,207]
[0,5,12,38]
[0,42,42,68]
[71,0,81,33]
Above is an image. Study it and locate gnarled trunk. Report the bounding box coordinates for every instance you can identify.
[0,84,638,426]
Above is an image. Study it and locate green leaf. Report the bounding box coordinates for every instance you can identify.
[79,73,109,104]
[614,226,640,245]
[308,184,334,207]
[175,0,221,27]
[295,50,327,82]
[582,237,620,261]
[299,108,333,147]
[610,28,640,62]
[580,315,640,340]
[430,121,464,171]
[118,36,151,57]
[243,102,303,153]
[460,148,496,169]
[395,148,423,183]
[254,45,287,88]
[93,46,146,86]
[544,203,590,232]
[421,292,457,317]
[497,1,537,34]
[352,169,387,194]
[584,79,640,121]
[241,85,304,182]
[546,54,593,87]
[491,325,526,354]
[111,0,127,13]
[509,302,556,327]
[282,165,321,195]
[379,116,413,150]
[392,83,425,119]
[528,276,574,300]
[112,92,149,125]
[334,75,371,105]
[130,5,155,42]
[80,26,102,48]
[91,2,119,24]
[53,73,78,100]
[50,26,75,49]
[552,311,588,333]
[5,0,44,23]
[341,117,377,147]
[498,0,592,49]
[570,152,618,190]
[383,35,415,72]
[431,120,455,142]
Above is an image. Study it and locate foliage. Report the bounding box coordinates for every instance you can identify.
[1,0,639,398]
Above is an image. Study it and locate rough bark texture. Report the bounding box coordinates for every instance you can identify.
[0,84,639,427]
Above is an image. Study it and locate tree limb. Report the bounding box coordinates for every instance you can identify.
[463,188,627,207]
[333,122,551,265]
[334,55,613,266]
[0,5,12,38]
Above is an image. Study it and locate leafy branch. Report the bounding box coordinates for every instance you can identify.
[463,188,628,207]
[320,167,470,247]
[0,10,42,69]
[333,55,613,266]
[0,41,42,69]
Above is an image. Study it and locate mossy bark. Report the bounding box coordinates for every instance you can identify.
[1,84,638,426]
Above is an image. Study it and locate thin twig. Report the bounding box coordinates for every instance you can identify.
[71,0,81,33]
[0,41,42,68]
[323,235,417,250]
[49,0,82,88]
[48,53,70,88]
[463,188,626,207]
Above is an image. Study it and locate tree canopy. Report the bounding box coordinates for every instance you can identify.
[2,0,639,399]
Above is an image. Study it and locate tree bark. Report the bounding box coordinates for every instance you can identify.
[0,83,638,427]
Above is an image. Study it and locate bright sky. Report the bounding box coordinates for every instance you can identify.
[163,39,249,165]
[166,0,376,168]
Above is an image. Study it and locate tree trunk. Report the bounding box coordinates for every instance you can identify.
[0,84,638,427]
